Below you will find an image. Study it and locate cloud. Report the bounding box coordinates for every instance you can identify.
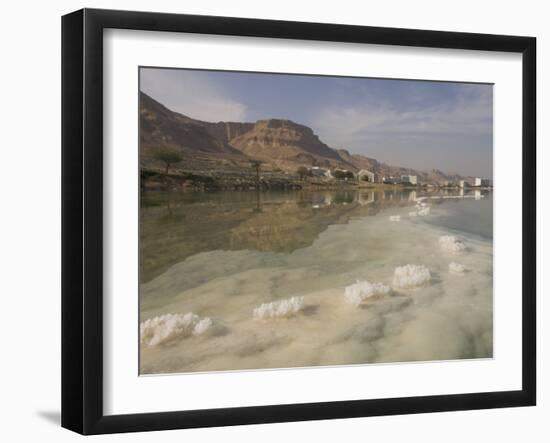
[140,68,247,122]
[310,83,493,176]
[313,84,492,148]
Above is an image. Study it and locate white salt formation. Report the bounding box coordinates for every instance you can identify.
[449,262,466,275]
[439,235,466,253]
[389,215,401,222]
[344,280,391,306]
[193,318,213,335]
[417,206,430,216]
[253,296,304,320]
[414,199,431,216]
[408,212,418,217]
[140,313,212,347]
[392,264,431,289]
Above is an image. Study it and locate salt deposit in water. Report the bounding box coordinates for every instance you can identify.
[253,296,305,320]
[389,215,401,222]
[140,312,213,347]
[392,264,431,289]
[439,235,466,253]
[449,262,466,275]
[417,206,430,216]
[344,280,391,306]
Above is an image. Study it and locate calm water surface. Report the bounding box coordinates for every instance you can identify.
[140,189,493,374]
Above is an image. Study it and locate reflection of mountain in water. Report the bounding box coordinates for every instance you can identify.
[140,190,425,284]
[228,193,359,253]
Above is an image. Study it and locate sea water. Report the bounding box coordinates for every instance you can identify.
[139,189,493,374]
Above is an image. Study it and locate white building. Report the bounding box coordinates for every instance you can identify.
[383,176,401,184]
[333,168,354,179]
[474,177,490,187]
[310,166,331,178]
[357,169,375,183]
[401,175,417,185]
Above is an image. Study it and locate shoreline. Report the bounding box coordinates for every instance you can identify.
[141,169,492,193]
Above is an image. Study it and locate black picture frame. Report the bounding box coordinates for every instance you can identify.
[62,8,536,435]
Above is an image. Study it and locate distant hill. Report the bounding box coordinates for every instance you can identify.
[140,92,467,183]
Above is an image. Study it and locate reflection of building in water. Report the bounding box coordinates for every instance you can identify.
[459,188,464,197]
[310,193,327,207]
[401,175,417,185]
[333,192,355,204]
[140,188,492,284]
[323,192,333,206]
[358,191,375,206]
[357,169,376,183]
[408,191,417,201]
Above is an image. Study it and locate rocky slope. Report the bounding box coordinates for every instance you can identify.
[140,92,465,182]
[228,119,345,169]
[140,93,249,169]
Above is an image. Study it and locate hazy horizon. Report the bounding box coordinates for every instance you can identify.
[140,67,493,179]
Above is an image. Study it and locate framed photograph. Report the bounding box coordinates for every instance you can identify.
[62,8,536,435]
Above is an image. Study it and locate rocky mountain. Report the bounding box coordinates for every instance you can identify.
[140,92,464,182]
[140,93,249,169]
[228,119,345,169]
[336,149,380,171]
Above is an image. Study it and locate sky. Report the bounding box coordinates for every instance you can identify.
[140,67,493,178]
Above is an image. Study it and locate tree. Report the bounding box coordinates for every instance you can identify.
[249,160,263,187]
[333,169,345,179]
[152,147,183,174]
[333,169,354,180]
[297,166,310,181]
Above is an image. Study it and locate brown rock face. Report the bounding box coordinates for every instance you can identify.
[337,149,379,171]
[140,93,350,171]
[205,121,255,145]
[229,119,343,165]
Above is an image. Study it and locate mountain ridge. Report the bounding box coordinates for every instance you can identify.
[140,92,468,183]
